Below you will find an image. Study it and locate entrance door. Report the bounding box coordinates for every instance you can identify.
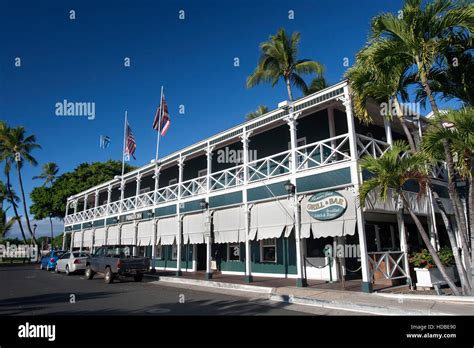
[196,244,207,270]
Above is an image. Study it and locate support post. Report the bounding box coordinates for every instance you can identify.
[205,144,213,279]
[339,87,372,293]
[176,155,185,276]
[286,108,306,287]
[241,130,253,283]
[397,200,412,287]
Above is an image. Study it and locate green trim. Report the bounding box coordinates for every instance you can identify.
[180,200,203,213]
[361,282,373,293]
[93,219,105,227]
[65,226,72,232]
[244,275,253,283]
[296,167,351,193]
[247,181,288,202]
[155,205,177,217]
[72,224,82,231]
[119,209,153,223]
[209,191,243,208]
[105,217,118,226]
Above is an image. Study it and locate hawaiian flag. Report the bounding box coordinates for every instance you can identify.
[124,121,136,161]
[153,94,171,136]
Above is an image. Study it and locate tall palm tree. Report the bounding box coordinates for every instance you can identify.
[0,122,28,243]
[304,75,329,96]
[0,125,41,244]
[423,107,474,294]
[359,141,460,295]
[0,180,19,239]
[345,50,417,150]
[33,162,59,187]
[247,28,324,101]
[368,0,473,286]
[246,105,269,120]
[33,162,59,245]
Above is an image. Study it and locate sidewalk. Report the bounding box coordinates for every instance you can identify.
[145,272,474,316]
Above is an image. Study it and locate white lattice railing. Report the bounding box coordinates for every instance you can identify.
[357,134,390,159]
[248,150,292,182]
[180,176,207,198]
[368,251,407,280]
[209,165,244,191]
[136,191,154,209]
[155,184,179,203]
[432,161,448,181]
[296,134,351,170]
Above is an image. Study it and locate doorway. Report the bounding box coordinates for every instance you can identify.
[196,244,206,270]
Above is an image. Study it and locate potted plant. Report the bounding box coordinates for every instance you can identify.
[410,247,457,289]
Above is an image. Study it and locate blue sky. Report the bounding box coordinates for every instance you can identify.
[0,0,459,237]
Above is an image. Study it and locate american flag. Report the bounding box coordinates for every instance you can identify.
[153,94,171,136]
[124,121,136,160]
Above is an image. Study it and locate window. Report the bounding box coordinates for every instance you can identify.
[155,244,162,259]
[94,247,105,257]
[61,252,71,259]
[260,238,277,262]
[227,243,240,261]
[171,243,178,260]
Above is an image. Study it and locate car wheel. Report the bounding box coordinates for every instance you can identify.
[85,265,94,280]
[55,264,60,273]
[104,267,114,284]
[65,265,70,276]
[134,273,144,282]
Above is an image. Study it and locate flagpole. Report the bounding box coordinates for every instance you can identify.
[155,85,164,162]
[122,111,128,178]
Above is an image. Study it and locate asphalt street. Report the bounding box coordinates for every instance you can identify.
[0,264,361,316]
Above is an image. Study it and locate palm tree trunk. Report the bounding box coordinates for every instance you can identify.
[417,58,472,281]
[49,215,54,248]
[15,164,37,244]
[401,193,460,295]
[285,77,294,102]
[393,97,417,151]
[5,171,27,243]
[432,190,471,295]
[470,165,474,287]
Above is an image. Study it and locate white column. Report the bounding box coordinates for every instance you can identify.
[106,185,112,215]
[339,87,372,293]
[70,231,74,252]
[73,200,78,214]
[192,244,197,272]
[390,225,396,250]
[62,231,67,250]
[397,199,412,287]
[119,180,125,213]
[176,155,185,276]
[94,190,99,208]
[328,106,337,148]
[286,109,305,287]
[383,116,393,145]
[205,144,213,279]
[241,130,253,283]
[83,194,88,212]
[151,166,160,270]
[135,173,142,202]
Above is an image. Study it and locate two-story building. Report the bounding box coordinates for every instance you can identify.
[62,80,452,292]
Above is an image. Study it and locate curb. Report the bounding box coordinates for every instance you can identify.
[269,294,453,316]
[375,292,474,304]
[147,275,274,294]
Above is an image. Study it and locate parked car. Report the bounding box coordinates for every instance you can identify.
[85,245,150,284]
[40,250,65,271]
[55,251,89,275]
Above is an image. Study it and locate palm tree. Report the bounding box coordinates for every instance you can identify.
[247,28,324,101]
[359,141,460,295]
[368,0,473,287]
[305,75,329,96]
[0,180,19,238]
[423,107,474,294]
[33,162,59,245]
[246,105,269,120]
[0,124,41,244]
[0,122,28,243]
[33,162,59,187]
[345,50,417,151]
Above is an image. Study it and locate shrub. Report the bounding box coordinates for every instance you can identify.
[409,247,454,269]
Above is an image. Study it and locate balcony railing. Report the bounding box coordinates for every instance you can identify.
[64,133,392,225]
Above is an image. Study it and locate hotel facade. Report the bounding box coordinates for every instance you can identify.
[62,81,452,292]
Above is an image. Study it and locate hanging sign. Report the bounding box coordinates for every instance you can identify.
[306,191,347,221]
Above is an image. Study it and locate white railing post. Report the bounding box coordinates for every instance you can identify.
[339,87,372,293]
[205,143,213,279]
[176,155,185,276]
[135,172,142,208]
[119,180,125,213]
[285,107,305,287]
[106,185,112,215]
[241,129,252,283]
